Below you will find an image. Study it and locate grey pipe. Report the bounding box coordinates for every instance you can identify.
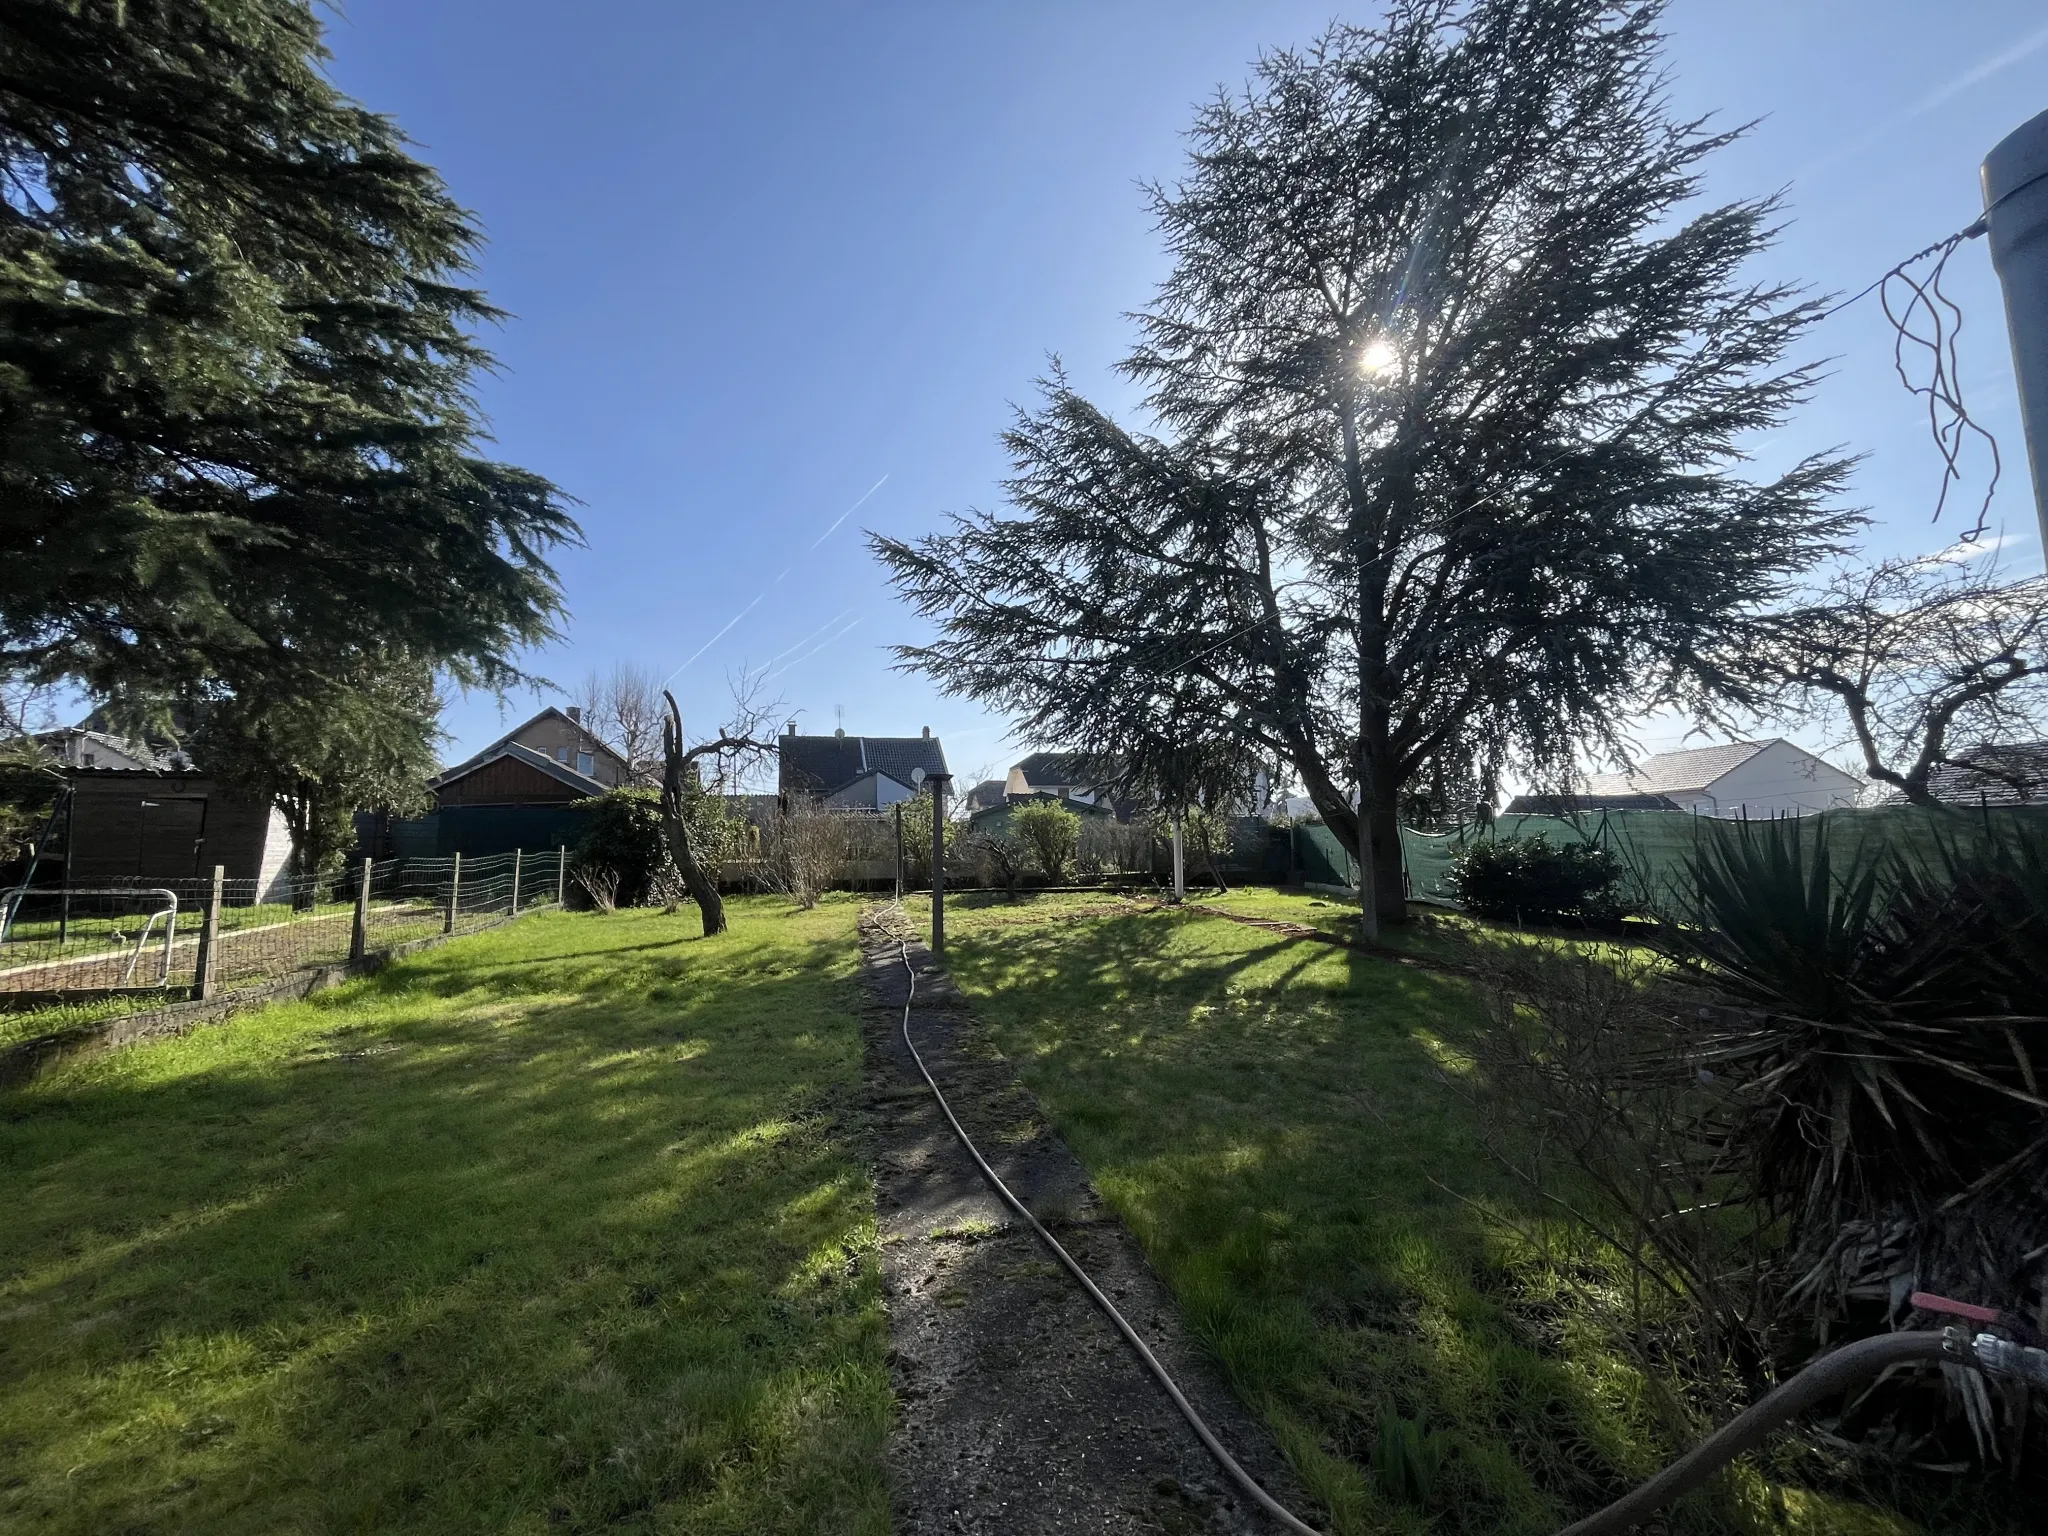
[1983,106,2048,554]
[1557,1331,1954,1536]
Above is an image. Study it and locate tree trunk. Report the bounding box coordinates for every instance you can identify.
[659,694,728,937]
[663,813,727,937]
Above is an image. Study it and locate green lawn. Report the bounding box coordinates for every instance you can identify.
[0,899,890,1536]
[923,891,1977,1536]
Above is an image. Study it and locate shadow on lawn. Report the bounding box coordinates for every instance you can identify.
[942,902,1753,1536]
[0,909,891,1536]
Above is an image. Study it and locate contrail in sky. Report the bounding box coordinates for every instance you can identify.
[763,618,862,685]
[660,474,888,687]
[1795,22,2048,183]
[744,608,855,681]
[661,578,782,688]
[811,474,889,550]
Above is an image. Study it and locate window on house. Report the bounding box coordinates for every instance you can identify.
[577,752,594,776]
[82,752,96,767]
[557,746,571,764]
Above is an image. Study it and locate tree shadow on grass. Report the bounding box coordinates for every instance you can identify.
[0,908,891,1536]
[940,903,1758,1536]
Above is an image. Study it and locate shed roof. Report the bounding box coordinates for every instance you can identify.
[430,741,610,798]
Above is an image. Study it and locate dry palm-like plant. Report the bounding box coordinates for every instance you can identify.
[1664,817,2048,1463]
[1479,814,2048,1468]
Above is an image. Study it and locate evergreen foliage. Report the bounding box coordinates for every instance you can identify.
[570,788,673,909]
[0,0,578,706]
[1446,832,1624,924]
[875,0,1854,930]
[1010,799,1081,880]
[190,660,440,884]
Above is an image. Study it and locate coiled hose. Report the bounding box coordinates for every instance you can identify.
[887,915,1988,1536]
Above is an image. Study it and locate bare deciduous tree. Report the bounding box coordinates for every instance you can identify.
[572,662,667,784]
[1743,555,2048,805]
[658,680,782,936]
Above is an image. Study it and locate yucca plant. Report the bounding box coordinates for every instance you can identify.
[1663,815,2048,1363]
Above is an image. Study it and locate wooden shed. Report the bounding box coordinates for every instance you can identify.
[59,769,295,897]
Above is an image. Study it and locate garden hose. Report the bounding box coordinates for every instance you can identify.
[887,918,1325,1536]
[1558,1330,1970,1536]
[886,911,2040,1536]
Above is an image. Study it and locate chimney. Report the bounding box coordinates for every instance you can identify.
[565,705,582,725]
[785,719,797,736]
[922,725,931,739]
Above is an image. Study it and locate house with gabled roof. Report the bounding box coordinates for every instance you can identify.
[1505,738,1861,818]
[777,724,948,811]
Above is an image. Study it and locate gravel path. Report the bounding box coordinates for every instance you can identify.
[858,907,1315,1535]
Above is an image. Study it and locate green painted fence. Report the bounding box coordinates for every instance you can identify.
[1294,805,2048,911]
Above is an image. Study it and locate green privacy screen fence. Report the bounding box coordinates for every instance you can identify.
[1293,805,2048,912]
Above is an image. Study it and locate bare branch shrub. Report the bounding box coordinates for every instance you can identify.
[1471,945,1774,1395]
[572,862,620,914]
[762,797,848,910]
[966,829,1029,899]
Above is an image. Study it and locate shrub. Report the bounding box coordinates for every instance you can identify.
[966,829,1029,899]
[570,789,671,907]
[1011,800,1081,881]
[1446,833,1623,924]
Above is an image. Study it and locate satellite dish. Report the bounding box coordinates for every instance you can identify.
[911,767,926,787]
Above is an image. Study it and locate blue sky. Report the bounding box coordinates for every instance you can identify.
[315,0,2048,780]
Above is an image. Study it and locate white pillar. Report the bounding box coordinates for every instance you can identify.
[1984,107,2048,554]
[1171,811,1185,901]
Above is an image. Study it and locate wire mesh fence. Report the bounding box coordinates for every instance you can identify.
[0,849,567,998]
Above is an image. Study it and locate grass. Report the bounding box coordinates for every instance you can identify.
[920,889,1972,1536]
[1197,885,1654,969]
[0,897,890,1536]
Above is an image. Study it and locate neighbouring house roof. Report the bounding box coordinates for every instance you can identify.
[1581,740,1780,798]
[779,730,948,799]
[429,741,611,799]
[446,706,632,779]
[963,779,1009,813]
[1885,742,2048,805]
[1010,750,1114,789]
[37,727,172,771]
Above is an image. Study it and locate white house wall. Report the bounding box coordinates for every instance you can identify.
[256,807,296,902]
[1698,740,1862,817]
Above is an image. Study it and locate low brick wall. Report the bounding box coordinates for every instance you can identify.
[0,915,517,1089]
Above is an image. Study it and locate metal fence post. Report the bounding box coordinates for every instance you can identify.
[511,848,523,917]
[350,856,372,961]
[930,774,950,955]
[556,845,567,908]
[193,864,224,999]
[445,851,461,934]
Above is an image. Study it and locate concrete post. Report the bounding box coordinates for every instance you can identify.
[930,775,950,955]
[511,848,523,917]
[894,802,905,901]
[350,857,372,961]
[193,864,224,999]
[1172,810,1186,901]
[556,845,567,908]
[1983,107,2048,554]
[445,851,461,935]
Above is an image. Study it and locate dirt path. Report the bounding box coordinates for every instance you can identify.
[857,907,1312,1535]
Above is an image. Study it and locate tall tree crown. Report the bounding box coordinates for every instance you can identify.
[876,0,1855,922]
[0,0,578,703]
